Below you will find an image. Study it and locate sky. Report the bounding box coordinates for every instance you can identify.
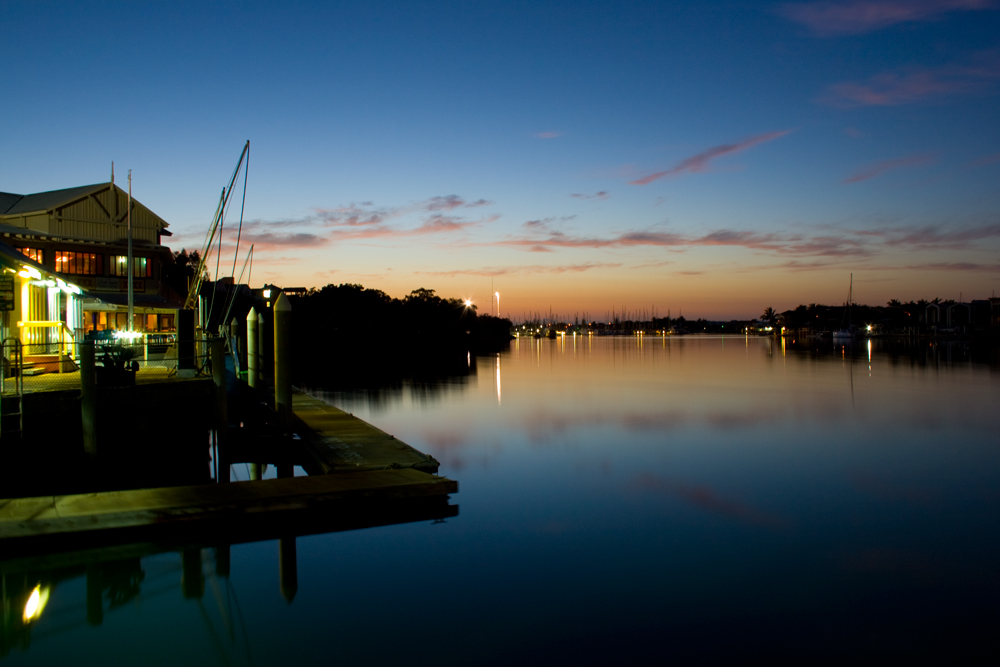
[2,0,998,320]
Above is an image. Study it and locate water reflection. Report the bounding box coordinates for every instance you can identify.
[1,494,457,661]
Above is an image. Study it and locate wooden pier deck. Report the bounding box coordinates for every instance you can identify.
[292,390,440,474]
[0,469,457,555]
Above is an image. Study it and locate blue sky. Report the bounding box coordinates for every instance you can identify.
[2,0,998,318]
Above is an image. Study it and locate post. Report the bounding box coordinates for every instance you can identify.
[246,306,258,389]
[273,293,292,436]
[210,337,229,483]
[80,341,97,458]
[177,308,195,378]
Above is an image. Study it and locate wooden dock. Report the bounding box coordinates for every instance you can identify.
[0,469,457,556]
[292,390,441,474]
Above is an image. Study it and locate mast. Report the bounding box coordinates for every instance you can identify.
[127,170,134,331]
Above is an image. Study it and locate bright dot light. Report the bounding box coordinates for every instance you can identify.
[113,330,143,341]
[464,299,473,307]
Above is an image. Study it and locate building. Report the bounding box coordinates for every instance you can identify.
[0,180,181,336]
[0,239,85,372]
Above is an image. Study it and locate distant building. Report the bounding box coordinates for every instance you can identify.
[0,180,181,335]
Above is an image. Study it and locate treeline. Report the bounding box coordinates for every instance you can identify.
[286,284,512,387]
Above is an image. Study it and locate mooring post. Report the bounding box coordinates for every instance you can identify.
[80,341,98,458]
[279,537,298,604]
[246,306,258,389]
[273,293,292,436]
[210,337,229,483]
[177,308,196,378]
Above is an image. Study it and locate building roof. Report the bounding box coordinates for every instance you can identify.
[0,183,107,215]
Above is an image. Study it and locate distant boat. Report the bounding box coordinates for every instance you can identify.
[833,274,854,339]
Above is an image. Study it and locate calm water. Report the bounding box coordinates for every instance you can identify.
[5,336,999,663]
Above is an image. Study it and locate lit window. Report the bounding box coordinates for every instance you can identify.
[110,256,152,278]
[54,251,103,275]
[18,248,43,263]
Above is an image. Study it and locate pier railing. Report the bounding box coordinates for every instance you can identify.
[1,340,212,393]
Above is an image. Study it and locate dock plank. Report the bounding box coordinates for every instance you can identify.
[292,390,440,474]
[0,469,456,543]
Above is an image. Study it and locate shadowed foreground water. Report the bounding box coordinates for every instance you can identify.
[6,336,999,664]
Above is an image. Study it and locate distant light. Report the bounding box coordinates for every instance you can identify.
[113,330,143,341]
[262,289,272,299]
[866,325,873,332]
[464,299,473,308]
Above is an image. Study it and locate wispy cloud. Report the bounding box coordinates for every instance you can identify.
[570,191,610,200]
[821,51,1000,107]
[780,0,995,37]
[902,261,1000,272]
[972,151,1000,166]
[416,262,621,277]
[236,231,328,249]
[630,131,792,185]
[534,131,562,139]
[843,153,936,182]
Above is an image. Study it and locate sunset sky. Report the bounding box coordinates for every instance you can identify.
[2,0,998,319]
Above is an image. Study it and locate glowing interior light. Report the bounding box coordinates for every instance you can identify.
[262,289,272,298]
[113,330,143,341]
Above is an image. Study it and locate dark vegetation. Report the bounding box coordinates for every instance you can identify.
[287,284,512,389]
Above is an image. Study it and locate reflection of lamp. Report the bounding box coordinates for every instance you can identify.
[23,584,50,623]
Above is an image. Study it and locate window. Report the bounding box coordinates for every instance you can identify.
[18,247,43,263]
[110,255,151,278]
[54,251,103,275]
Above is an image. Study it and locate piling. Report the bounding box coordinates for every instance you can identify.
[80,341,97,458]
[177,308,196,378]
[246,306,259,389]
[274,293,292,436]
[210,337,229,483]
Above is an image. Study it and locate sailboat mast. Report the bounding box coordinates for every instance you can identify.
[127,170,134,331]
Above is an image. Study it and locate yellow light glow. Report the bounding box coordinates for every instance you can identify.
[20,265,41,280]
[464,299,473,307]
[113,330,143,341]
[23,584,50,623]
[263,289,272,298]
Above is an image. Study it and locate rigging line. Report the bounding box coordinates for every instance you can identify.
[230,142,250,278]
[220,245,255,333]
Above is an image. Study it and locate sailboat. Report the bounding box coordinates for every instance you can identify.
[832,274,854,340]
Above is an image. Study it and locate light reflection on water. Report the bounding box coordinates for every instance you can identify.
[5,336,999,664]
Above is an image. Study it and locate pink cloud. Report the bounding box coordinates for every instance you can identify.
[821,51,1000,107]
[843,153,936,183]
[630,130,792,185]
[416,262,621,277]
[237,231,327,249]
[570,191,610,200]
[972,151,1000,166]
[780,0,994,37]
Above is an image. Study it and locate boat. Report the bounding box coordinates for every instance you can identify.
[832,274,854,339]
